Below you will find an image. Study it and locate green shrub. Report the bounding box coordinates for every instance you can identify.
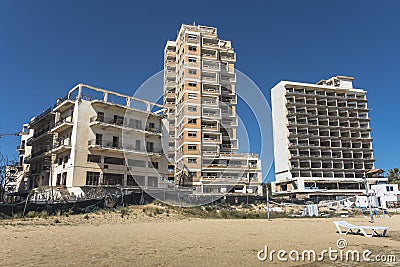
[120,208,129,218]
[40,210,48,219]
[25,211,37,218]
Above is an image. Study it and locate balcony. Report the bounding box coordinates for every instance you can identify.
[202,60,220,71]
[201,49,217,60]
[165,60,176,67]
[202,97,218,107]
[202,133,221,144]
[201,122,219,131]
[90,116,161,135]
[145,125,162,134]
[201,72,218,83]
[221,117,238,127]
[88,140,163,155]
[202,84,220,95]
[220,73,236,83]
[221,87,235,96]
[26,126,53,145]
[29,147,52,161]
[53,139,72,153]
[202,108,220,119]
[220,51,236,62]
[52,116,73,132]
[165,49,176,57]
[221,95,237,105]
[165,92,175,100]
[164,80,176,88]
[202,37,219,48]
[202,148,219,156]
[221,141,238,150]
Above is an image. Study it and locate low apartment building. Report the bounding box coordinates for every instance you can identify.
[271,76,387,198]
[23,84,169,195]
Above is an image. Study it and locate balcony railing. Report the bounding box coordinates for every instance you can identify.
[88,140,162,154]
[27,125,53,144]
[90,116,161,134]
[54,139,72,149]
[54,116,73,128]
[30,147,52,159]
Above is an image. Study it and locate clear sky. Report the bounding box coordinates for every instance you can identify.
[0,0,399,182]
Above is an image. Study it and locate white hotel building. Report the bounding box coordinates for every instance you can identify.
[22,84,169,196]
[271,76,387,198]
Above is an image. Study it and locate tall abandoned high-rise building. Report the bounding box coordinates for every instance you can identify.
[164,24,262,195]
[271,76,387,198]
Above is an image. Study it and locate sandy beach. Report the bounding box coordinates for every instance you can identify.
[1,206,399,266]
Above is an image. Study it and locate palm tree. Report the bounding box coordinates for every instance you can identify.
[387,168,400,183]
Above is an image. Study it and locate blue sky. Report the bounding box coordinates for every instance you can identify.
[0,1,399,182]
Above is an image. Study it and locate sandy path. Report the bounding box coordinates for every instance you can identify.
[1,216,399,266]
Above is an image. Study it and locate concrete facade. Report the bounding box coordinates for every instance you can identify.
[271,76,387,198]
[23,84,170,195]
[164,24,262,195]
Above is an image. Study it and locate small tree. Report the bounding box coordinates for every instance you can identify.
[388,168,400,183]
[0,153,16,203]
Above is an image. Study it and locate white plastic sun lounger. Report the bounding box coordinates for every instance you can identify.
[334,221,388,237]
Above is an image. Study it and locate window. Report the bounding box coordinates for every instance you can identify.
[113,115,124,125]
[188,131,197,137]
[135,140,141,150]
[149,161,159,169]
[387,186,394,192]
[188,106,197,112]
[97,112,104,122]
[188,93,197,99]
[127,175,144,186]
[188,57,197,63]
[188,145,197,150]
[58,157,63,165]
[87,154,101,163]
[188,82,197,87]
[56,173,61,186]
[129,119,142,129]
[188,119,197,124]
[189,46,197,51]
[128,175,145,186]
[188,69,197,75]
[104,156,124,165]
[188,34,197,40]
[103,173,123,186]
[95,133,102,145]
[168,165,174,172]
[148,176,158,187]
[112,136,119,148]
[86,172,100,186]
[146,142,154,152]
[188,158,197,164]
[148,122,155,129]
[127,159,146,167]
[62,172,67,186]
[63,155,69,163]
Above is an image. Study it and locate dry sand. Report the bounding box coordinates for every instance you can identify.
[1,206,399,266]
